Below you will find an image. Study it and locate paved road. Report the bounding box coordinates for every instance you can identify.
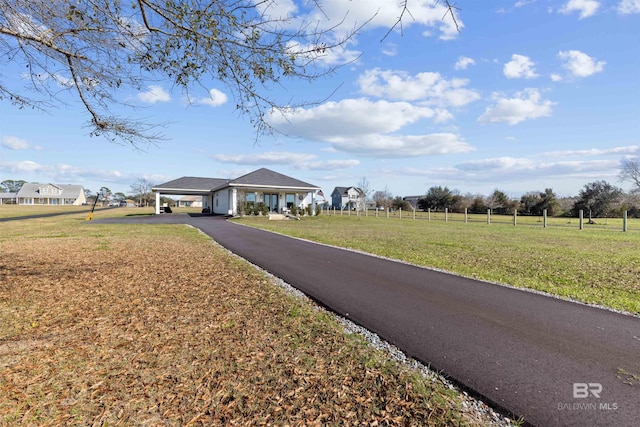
[94,214,640,426]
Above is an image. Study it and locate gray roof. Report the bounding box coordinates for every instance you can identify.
[152,177,229,194]
[0,192,17,198]
[16,183,84,198]
[153,169,319,194]
[229,168,318,190]
[332,186,363,196]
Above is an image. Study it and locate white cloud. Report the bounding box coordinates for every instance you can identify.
[211,151,359,171]
[2,136,42,150]
[381,43,398,57]
[454,56,475,70]
[194,88,228,107]
[550,73,563,82]
[558,50,605,77]
[503,54,538,79]
[357,68,480,107]
[306,159,361,170]
[0,160,123,183]
[541,146,639,157]
[213,151,315,165]
[259,0,463,41]
[618,0,640,14]
[478,89,555,125]
[266,98,474,158]
[269,98,439,139]
[559,0,600,19]
[455,156,620,181]
[137,85,171,104]
[324,133,474,158]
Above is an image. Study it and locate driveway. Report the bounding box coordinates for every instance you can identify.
[93,214,640,426]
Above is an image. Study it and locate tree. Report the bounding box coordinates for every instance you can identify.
[572,180,624,221]
[373,187,393,210]
[418,186,455,212]
[1,1,459,145]
[130,177,155,206]
[519,188,558,216]
[98,186,112,205]
[468,196,488,214]
[357,177,372,202]
[486,189,518,215]
[392,196,411,211]
[619,159,640,194]
[0,179,26,192]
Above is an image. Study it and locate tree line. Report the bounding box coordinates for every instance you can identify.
[362,159,640,219]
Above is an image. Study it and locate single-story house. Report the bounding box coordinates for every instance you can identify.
[0,192,18,204]
[177,195,203,208]
[331,186,366,211]
[152,168,321,216]
[15,183,86,206]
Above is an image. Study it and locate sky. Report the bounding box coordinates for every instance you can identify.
[1,0,639,199]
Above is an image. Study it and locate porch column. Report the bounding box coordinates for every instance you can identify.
[155,192,161,214]
[231,187,237,215]
[311,191,316,213]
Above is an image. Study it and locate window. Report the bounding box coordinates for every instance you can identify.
[286,193,295,209]
[42,187,48,194]
[246,192,255,208]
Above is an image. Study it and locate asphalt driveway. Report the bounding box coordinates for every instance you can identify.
[92,214,640,426]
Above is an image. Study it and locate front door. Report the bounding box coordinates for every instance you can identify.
[264,193,279,212]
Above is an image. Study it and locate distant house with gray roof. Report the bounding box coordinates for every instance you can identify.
[152,168,321,215]
[16,183,86,206]
[330,186,366,211]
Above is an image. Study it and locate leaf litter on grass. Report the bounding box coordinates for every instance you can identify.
[0,228,499,426]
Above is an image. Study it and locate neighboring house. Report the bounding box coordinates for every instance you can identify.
[0,192,17,205]
[331,186,366,211]
[177,195,203,208]
[403,195,422,209]
[16,183,86,206]
[152,168,321,216]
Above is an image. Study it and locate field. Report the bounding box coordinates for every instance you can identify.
[235,213,640,315]
[0,206,502,426]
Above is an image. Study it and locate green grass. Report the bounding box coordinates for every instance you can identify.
[234,214,640,315]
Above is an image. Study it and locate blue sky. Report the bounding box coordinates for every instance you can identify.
[1,0,639,198]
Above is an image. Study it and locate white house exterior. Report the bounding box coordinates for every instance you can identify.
[15,183,86,206]
[152,168,321,216]
[177,195,203,208]
[331,186,366,211]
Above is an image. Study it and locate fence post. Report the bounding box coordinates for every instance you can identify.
[543,209,547,228]
[487,208,491,224]
[387,208,389,219]
[375,208,378,218]
[623,210,628,232]
[579,210,584,230]
[513,210,517,226]
[428,208,431,221]
[413,207,416,220]
[465,208,468,223]
[399,207,402,219]
[445,208,448,222]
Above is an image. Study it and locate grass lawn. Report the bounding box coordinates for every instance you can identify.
[235,214,640,315]
[0,206,499,426]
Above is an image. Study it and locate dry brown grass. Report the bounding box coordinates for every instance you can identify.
[0,213,490,426]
